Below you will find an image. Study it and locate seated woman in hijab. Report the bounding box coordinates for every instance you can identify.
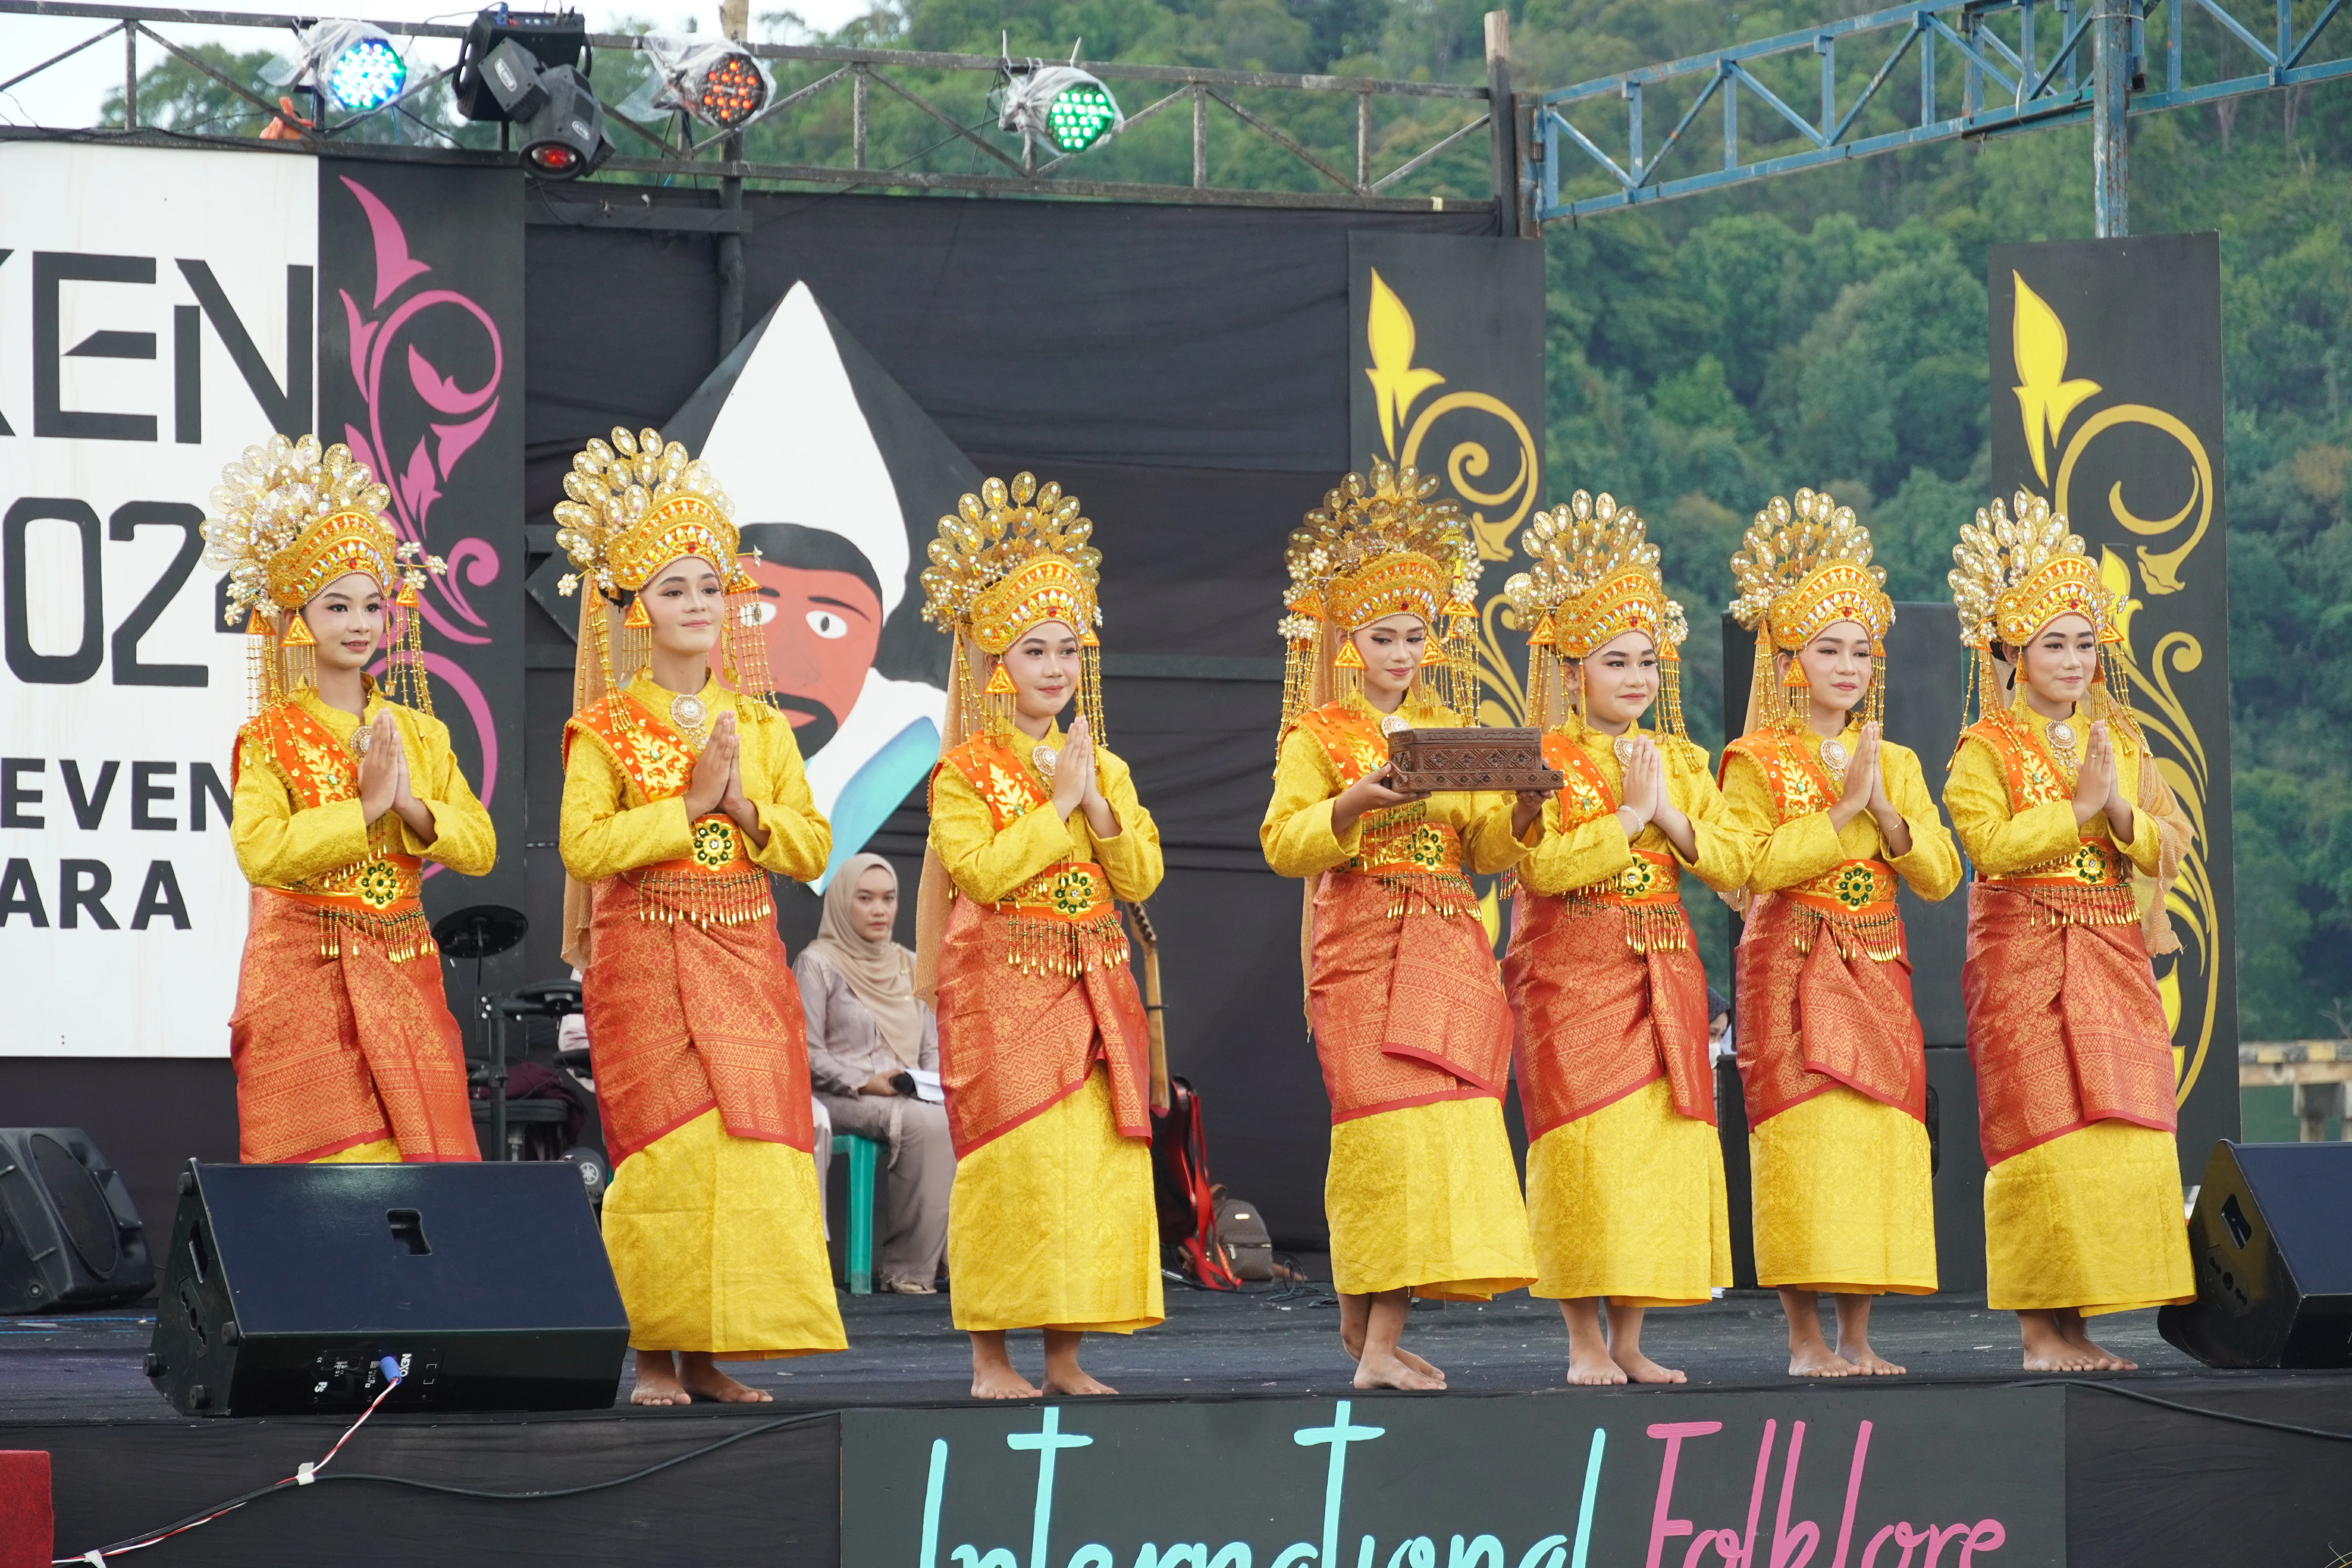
[796,852,953,1294]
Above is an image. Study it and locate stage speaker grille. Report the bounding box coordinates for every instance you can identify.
[2159,1140,2352,1368]
[0,1128,152,1314]
[145,1160,629,1416]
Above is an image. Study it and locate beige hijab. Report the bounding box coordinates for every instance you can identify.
[809,852,925,1066]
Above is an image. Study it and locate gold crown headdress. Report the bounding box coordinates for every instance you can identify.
[201,432,445,717]
[920,472,1106,744]
[1949,488,2131,732]
[553,427,771,715]
[1502,490,1688,736]
[1727,488,1893,736]
[1277,458,1482,745]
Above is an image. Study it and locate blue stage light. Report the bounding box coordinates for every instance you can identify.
[323,31,407,111]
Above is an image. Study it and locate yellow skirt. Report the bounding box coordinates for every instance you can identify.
[1985,1119,2194,1315]
[947,1065,1163,1334]
[1328,1096,1535,1299]
[313,1138,403,1163]
[600,1108,846,1356]
[1527,1078,1729,1306]
[1750,1087,1936,1296]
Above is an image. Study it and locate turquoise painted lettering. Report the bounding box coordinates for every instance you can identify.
[1292,1401,1387,1568]
[1515,1535,1567,1568]
[1008,1407,1094,1568]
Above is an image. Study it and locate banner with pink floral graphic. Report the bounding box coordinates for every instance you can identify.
[318,161,525,935]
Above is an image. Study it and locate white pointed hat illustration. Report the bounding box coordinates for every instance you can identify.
[671,282,967,889]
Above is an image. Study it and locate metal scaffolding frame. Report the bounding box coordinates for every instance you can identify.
[1524,0,2352,236]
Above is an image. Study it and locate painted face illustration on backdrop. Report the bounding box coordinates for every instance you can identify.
[677,281,963,887]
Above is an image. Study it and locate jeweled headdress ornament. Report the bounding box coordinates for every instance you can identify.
[1502,490,1688,737]
[1948,488,2131,732]
[552,426,771,713]
[920,471,1106,744]
[201,432,444,717]
[1727,488,1892,736]
[1276,458,1482,745]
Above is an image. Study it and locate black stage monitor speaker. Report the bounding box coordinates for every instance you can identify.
[146,1160,629,1416]
[2160,1140,2352,1368]
[0,1128,152,1314]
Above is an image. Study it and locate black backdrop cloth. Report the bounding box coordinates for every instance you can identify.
[523,193,1496,1248]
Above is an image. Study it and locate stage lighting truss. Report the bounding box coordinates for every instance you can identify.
[630,37,777,132]
[992,53,1124,158]
[267,19,410,114]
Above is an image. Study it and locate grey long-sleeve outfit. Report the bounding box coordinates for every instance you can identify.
[795,946,953,1290]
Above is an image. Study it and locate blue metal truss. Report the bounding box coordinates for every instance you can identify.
[1530,0,2352,222]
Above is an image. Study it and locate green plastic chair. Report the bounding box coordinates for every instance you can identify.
[837,1131,880,1294]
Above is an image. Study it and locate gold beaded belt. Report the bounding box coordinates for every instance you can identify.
[274,855,434,964]
[1564,846,1688,953]
[1982,840,2137,927]
[1347,805,1477,920]
[993,861,1130,976]
[624,817,775,927]
[1781,858,1904,961]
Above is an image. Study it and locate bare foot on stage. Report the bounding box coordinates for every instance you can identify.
[1836,1343,1906,1376]
[2017,1310,2107,1372]
[1354,1345,1444,1390]
[630,1350,691,1406]
[1394,1348,1446,1386]
[969,1330,1041,1399]
[2058,1312,2136,1371]
[1612,1349,1688,1385]
[676,1352,773,1403]
[1565,1342,1628,1386]
[1041,1328,1117,1395]
[1788,1341,1856,1377]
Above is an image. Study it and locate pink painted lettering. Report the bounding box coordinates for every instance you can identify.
[1644,1422,1725,1568]
[1769,1421,1819,1568]
[1828,1422,1874,1568]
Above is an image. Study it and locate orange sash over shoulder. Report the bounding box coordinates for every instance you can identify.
[567,693,811,1165]
[228,699,474,1164]
[1504,730,1713,1138]
[930,735,1151,1158]
[1298,703,1510,1123]
[1957,718,2175,1165]
[1723,729,1925,1127]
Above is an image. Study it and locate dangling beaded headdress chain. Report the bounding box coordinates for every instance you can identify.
[1727,488,1892,736]
[1503,490,1688,736]
[920,472,1106,744]
[1276,458,1482,750]
[201,432,445,717]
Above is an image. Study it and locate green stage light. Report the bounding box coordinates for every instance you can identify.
[1044,81,1118,152]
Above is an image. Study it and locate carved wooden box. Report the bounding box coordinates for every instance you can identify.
[1384,727,1563,792]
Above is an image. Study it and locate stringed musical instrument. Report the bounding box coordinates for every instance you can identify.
[1123,899,1172,1114]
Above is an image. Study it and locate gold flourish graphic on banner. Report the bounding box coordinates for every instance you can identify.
[2101,550,2219,1105]
[1362,268,1543,728]
[2016,274,2222,1107]
[2057,405,2213,594]
[2011,272,2102,486]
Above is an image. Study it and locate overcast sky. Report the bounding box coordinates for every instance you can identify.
[0,0,876,129]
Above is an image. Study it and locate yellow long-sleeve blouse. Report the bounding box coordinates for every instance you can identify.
[1721,722,1961,901]
[231,685,494,889]
[1944,699,2181,878]
[1260,697,1529,881]
[930,721,1163,904]
[1516,720,1755,898]
[559,673,831,884]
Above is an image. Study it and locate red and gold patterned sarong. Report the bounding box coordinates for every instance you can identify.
[583,869,815,1167]
[1504,893,1712,1139]
[1309,869,1511,1122]
[229,886,477,1164]
[935,893,1151,1159]
[1736,880,1926,1129]
[1962,881,2177,1165]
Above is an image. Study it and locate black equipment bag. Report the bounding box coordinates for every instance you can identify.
[1149,1077,1240,1290]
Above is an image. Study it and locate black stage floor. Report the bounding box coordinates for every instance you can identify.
[5,1289,2348,1566]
